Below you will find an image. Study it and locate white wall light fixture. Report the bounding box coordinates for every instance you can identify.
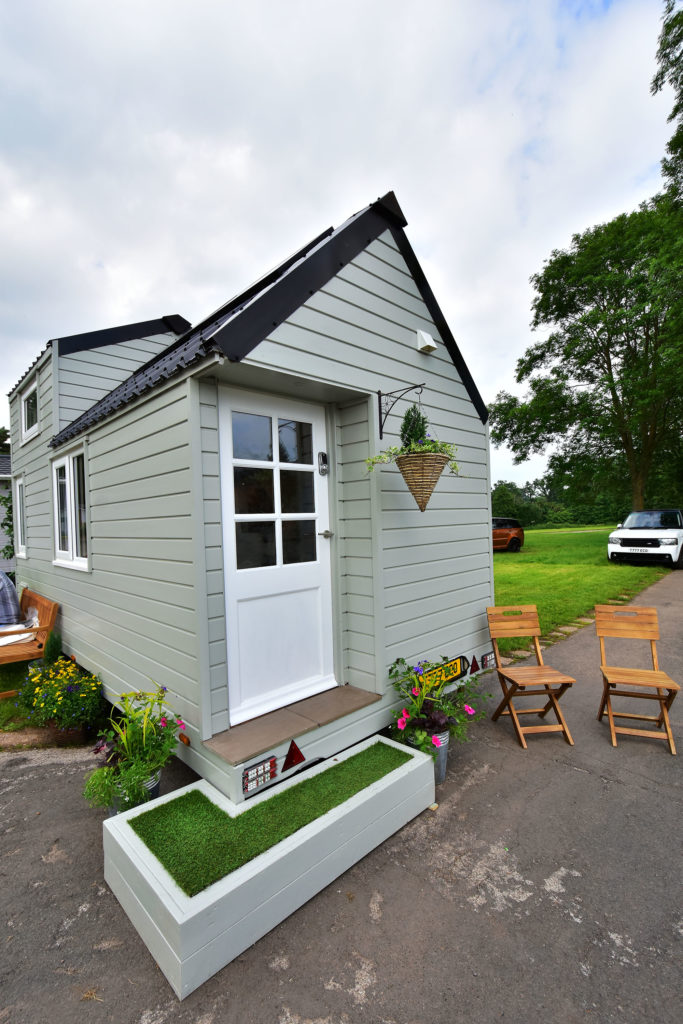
[416,330,437,353]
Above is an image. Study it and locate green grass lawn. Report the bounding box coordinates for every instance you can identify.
[0,663,31,731]
[493,528,667,652]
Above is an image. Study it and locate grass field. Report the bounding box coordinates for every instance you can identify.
[493,528,667,652]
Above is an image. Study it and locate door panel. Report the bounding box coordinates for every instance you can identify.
[219,389,336,725]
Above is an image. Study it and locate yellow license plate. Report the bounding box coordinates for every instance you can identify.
[423,656,469,688]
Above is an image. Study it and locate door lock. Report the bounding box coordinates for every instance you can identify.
[317,530,334,539]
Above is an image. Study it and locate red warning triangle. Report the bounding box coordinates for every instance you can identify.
[283,740,306,772]
[470,655,479,672]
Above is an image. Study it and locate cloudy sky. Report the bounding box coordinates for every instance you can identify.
[0,0,672,485]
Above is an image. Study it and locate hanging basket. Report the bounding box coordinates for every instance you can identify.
[395,453,449,511]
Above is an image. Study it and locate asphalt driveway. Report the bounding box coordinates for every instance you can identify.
[1,573,681,1024]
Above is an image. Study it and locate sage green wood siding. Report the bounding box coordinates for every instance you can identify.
[244,229,492,672]
[11,375,201,733]
[9,349,55,580]
[335,399,377,690]
[197,378,229,735]
[56,333,176,430]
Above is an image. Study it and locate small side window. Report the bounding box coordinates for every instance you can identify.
[52,449,89,570]
[21,380,39,442]
[14,476,26,558]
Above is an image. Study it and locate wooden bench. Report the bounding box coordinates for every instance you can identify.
[0,589,60,668]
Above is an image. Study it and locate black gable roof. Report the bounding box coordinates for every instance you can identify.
[50,191,487,449]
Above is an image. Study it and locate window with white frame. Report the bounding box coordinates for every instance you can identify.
[52,450,89,569]
[14,476,26,557]
[21,379,39,441]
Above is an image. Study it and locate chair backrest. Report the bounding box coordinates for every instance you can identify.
[487,605,543,668]
[487,605,541,638]
[594,605,659,670]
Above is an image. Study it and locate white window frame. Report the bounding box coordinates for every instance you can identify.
[52,448,89,571]
[20,379,39,442]
[14,475,26,558]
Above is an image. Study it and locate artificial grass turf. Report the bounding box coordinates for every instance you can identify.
[129,741,413,897]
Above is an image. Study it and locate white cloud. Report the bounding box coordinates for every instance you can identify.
[0,0,672,488]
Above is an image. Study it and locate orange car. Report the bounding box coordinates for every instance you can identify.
[492,517,524,552]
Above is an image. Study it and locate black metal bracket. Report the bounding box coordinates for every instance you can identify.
[377,384,424,439]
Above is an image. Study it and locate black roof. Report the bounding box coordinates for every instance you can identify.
[0,453,10,477]
[8,315,191,399]
[50,192,487,449]
[54,315,191,356]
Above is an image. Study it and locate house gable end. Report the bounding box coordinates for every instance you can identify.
[48,190,486,448]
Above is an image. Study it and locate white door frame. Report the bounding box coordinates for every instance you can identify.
[219,387,337,725]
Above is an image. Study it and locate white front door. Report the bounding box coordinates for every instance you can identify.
[219,388,337,725]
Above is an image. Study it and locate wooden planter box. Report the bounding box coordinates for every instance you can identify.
[103,736,434,999]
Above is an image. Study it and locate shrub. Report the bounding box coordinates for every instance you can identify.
[19,657,106,731]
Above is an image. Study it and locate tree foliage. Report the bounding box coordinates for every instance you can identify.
[489,198,683,510]
[652,0,683,199]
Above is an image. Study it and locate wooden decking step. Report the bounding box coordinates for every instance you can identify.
[205,685,381,766]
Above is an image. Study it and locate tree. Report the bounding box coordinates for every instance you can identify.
[489,198,683,510]
[652,0,683,200]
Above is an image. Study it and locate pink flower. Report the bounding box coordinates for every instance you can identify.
[412,687,420,696]
[160,716,167,727]
[464,705,475,716]
[397,717,407,730]
[401,708,411,720]
[431,735,441,747]
[178,718,186,730]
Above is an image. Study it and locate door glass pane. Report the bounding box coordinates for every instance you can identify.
[234,467,274,514]
[235,522,276,569]
[278,419,313,464]
[55,466,68,552]
[73,454,88,559]
[232,412,272,460]
[283,521,316,564]
[280,470,314,513]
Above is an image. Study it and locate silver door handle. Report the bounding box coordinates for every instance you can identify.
[317,530,334,539]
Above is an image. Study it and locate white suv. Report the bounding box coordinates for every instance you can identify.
[608,509,683,569]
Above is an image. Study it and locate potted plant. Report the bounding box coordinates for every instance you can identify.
[388,656,484,784]
[18,655,107,744]
[365,404,458,510]
[83,685,186,812]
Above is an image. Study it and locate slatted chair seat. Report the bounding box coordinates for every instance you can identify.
[486,605,577,748]
[595,605,679,755]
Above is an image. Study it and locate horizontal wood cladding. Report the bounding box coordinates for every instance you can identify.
[38,385,199,724]
[198,379,229,735]
[57,334,176,430]
[337,400,375,690]
[245,229,491,683]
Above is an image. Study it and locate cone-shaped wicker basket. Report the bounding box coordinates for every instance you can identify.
[395,452,449,511]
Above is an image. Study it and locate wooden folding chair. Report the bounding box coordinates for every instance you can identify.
[486,605,577,748]
[595,605,679,755]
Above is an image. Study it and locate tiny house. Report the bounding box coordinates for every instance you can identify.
[9,192,495,803]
